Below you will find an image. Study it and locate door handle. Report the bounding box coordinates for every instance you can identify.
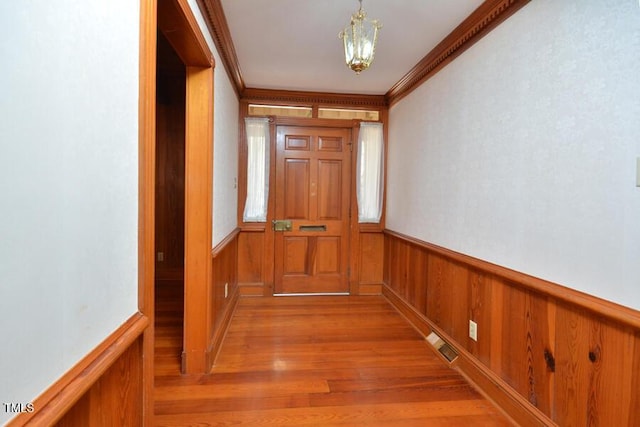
[272,220,292,232]
[299,225,327,232]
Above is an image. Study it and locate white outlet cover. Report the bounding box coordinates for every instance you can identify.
[469,320,478,341]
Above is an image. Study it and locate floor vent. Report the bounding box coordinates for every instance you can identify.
[426,332,458,363]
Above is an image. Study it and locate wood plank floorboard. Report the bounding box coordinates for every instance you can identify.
[154,285,512,426]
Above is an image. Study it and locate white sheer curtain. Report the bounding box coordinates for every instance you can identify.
[243,117,270,222]
[357,122,384,223]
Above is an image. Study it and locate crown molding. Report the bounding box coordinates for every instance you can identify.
[242,88,387,109]
[196,0,245,94]
[385,0,531,106]
[196,0,529,107]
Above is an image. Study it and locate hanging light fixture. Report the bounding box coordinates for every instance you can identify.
[339,0,382,74]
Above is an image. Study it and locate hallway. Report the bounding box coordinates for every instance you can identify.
[153,283,511,426]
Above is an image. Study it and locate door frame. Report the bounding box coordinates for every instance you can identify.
[272,124,353,295]
[237,104,388,298]
[259,117,360,296]
[139,0,214,420]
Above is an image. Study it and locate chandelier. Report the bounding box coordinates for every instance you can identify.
[339,0,382,74]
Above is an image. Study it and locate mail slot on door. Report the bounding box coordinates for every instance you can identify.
[272,220,292,232]
[299,225,327,232]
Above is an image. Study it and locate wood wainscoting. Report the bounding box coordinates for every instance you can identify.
[237,229,268,296]
[208,228,240,367]
[238,228,385,296]
[383,230,640,427]
[7,314,148,426]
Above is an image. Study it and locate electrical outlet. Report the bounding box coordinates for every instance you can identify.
[157,252,164,262]
[224,283,228,298]
[469,320,478,341]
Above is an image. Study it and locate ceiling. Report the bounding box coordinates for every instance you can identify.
[219,0,485,96]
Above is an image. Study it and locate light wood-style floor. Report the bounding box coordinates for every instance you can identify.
[154,282,512,426]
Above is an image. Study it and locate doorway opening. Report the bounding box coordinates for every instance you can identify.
[154,30,186,373]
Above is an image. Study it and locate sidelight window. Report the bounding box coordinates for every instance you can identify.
[356,122,384,223]
[243,117,270,222]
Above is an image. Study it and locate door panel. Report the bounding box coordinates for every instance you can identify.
[275,126,351,294]
[317,160,342,220]
[284,159,310,219]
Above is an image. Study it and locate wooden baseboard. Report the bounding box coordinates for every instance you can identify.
[357,283,383,295]
[238,282,265,296]
[207,285,240,369]
[7,313,149,426]
[382,285,552,427]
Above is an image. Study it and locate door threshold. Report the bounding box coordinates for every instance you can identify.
[274,292,350,297]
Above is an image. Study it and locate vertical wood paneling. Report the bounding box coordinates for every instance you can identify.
[630,332,640,427]
[209,230,239,365]
[359,233,383,285]
[426,254,468,343]
[489,277,504,373]
[88,337,142,426]
[212,232,238,331]
[54,337,143,427]
[238,232,264,284]
[499,284,553,414]
[555,305,635,426]
[467,269,494,367]
[388,237,408,301]
[383,231,640,426]
[590,319,634,425]
[408,243,428,314]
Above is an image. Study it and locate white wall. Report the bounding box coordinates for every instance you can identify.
[211,58,240,247]
[387,0,640,309]
[0,1,139,423]
[187,0,240,247]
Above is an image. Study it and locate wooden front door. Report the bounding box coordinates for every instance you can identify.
[274,126,352,294]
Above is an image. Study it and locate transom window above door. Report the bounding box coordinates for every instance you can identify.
[248,104,379,121]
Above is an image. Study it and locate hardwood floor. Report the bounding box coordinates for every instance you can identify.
[154,283,512,426]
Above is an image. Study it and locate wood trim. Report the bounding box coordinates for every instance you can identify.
[274,116,360,129]
[239,224,267,232]
[7,313,149,427]
[157,0,216,376]
[359,284,383,295]
[159,0,213,67]
[384,229,640,329]
[262,119,278,295]
[349,121,360,295]
[188,0,530,111]
[196,0,244,94]
[238,282,266,296]
[182,66,214,374]
[383,286,550,427]
[211,227,240,258]
[138,0,157,424]
[242,88,387,108]
[385,0,531,105]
